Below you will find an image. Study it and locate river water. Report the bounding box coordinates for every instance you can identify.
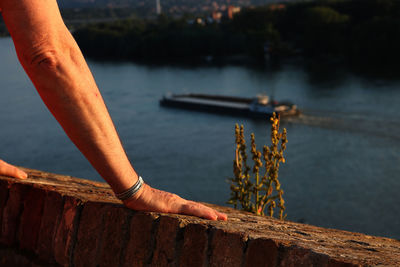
[1,37,399,239]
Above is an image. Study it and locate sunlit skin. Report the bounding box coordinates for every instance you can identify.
[0,0,227,221]
[0,160,28,179]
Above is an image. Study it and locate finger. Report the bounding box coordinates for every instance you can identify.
[215,211,228,221]
[192,203,227,221]
[16,168,28,179]
[0,160,28,179]
[181,201,228,221]
[6,166,28,179]
[180,201,219,221]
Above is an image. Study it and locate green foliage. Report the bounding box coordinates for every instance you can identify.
[228,113,287,219]
[350,16,400,64]
[60,7,143,21]
[301,6,350,56]
[232,8,281,57]
[305,6,350,24]
[73,17,246,61]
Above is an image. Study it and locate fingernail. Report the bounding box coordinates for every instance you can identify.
[19,171,28,179]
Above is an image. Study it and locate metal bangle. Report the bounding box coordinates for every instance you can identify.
[115,176,144,201]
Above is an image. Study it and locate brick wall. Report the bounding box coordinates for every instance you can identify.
[1,168,399,266]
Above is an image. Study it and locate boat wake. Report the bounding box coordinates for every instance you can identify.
[284,110,400,141]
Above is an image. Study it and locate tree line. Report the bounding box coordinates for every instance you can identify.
[2,0,400,67]
[73,0,400,67]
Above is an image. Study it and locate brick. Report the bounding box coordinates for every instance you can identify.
[0,180,9,239]
[97,205,131,267]
[180,223,209,267]
[54,196,81,267]
[1,183,29,246]
[244,238,279,267]
[151,216,183,266]
[209,228,247,267]
[73,201,109,267]
[0,247,33,267]
[36,191,64,262]
[278,245,330,267]
[327,259,360,267]
[0,246,50,267]
[2,169,400,267]
[18,187,46,252]
[123,212,159,267]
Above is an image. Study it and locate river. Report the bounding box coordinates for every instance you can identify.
[1,37,399,239]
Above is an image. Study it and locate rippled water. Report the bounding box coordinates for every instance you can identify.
[1,37,399,239]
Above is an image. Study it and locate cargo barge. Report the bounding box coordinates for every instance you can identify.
[160,93,299,118]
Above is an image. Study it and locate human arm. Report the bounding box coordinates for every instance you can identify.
[0,0,227,220]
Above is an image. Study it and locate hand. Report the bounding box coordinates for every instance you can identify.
[124,184,228,221]
[0,159,28,179]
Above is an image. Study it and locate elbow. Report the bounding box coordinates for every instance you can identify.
[18,46,69,94]
[21,42,83,75]
[17,37,74,73]
[32,50,59,69]
[24,48,61,72]
[16,35,87,92]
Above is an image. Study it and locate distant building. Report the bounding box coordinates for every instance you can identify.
[196,17,205,25]
[227,5,241,19]
[212,11,223,22]
[156,0,162,15]
[269,4,286,11]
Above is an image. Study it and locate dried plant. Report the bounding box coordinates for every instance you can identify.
[228,112,287,219]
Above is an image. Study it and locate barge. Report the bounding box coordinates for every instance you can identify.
[160,93,299,118]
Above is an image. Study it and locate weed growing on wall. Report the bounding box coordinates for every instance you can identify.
[228,113,287,219]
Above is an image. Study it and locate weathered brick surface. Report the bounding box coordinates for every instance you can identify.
[0,247,37,267]
[278,245,332,267]
[97,205,131,267]
[18,187,46,252]
[73,201,108,267]
[0,180,9,239]
[1,183,29,246]
[124,212,159,267]
[0,247,55,267]
[327,259,360,267]
[36,190,64,262]
[277,244,361,267]
[54,196,81,267]
[180,223,209,267]
[209,228,247,267]
[245,237,279,267]
[151,216,184,266]
[1,169,400,267]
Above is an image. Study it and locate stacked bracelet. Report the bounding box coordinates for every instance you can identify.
[115,176,144,201]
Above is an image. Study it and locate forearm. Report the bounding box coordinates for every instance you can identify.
[15,27,138,193]
[0,0,227,221]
